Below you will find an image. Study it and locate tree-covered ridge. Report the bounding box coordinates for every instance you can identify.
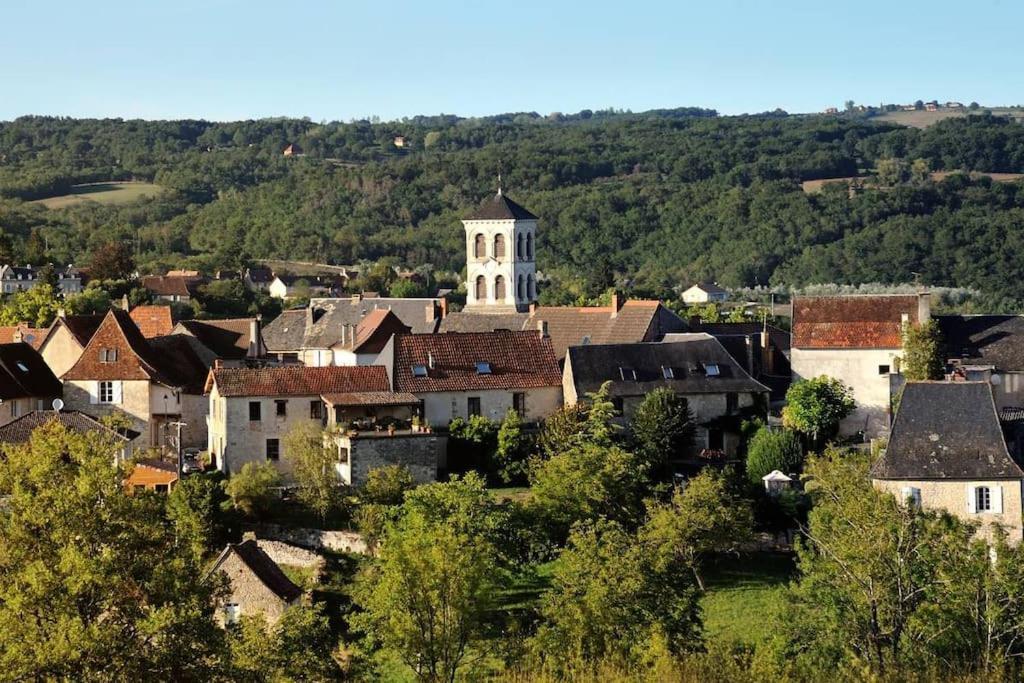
[3,110,1024,305]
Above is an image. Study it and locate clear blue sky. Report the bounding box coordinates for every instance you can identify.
[4,0,1022,121]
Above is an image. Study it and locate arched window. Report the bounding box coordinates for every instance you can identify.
[474,233,486,259]
[527,274,536,300]
[526,233,534,261]
[517,233,525,259]
[495,275,506,301]
[475,275,487,302]
[518,275,526,301]
[494,234,506,259]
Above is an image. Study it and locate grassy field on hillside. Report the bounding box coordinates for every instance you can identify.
[700,552,796,647]
[874,107,1024,129]
[32,181,164,209]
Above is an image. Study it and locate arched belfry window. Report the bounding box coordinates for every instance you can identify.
[495,275,506,301]
[526,233,534,260]
[518,275,526,301]
[474,234,486,259]
[527,274,536,300]
[517,233,525,259]
[475,275,487,301]
[494,234,506,259]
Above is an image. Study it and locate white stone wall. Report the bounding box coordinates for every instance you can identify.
[418,386,562,427]
[462,217,536,310]
[39,326,84,378]
[0,396,51,426]
[791,347,901,437]
[63,379,153,447]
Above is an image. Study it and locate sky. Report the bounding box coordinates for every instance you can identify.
[3,0,1023,122]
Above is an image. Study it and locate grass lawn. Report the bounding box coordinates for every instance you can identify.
[700,552,796,647]
[489,486,532,504]
[32,181,164,209]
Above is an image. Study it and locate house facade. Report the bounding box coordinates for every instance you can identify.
[681,282,729,304]
[791,293,929,438]
[140,275,198,303]
[562,334,769,457]
[210,540,302,626]
[387,329,563,426]
[871,382,1024,543]
[37,314,104,378]
[0,264,82,294]
[0,343,63,427]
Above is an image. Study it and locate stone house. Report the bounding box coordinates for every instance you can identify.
[140,275,199,303]
[37,314,104,378]
[0,342,62,426]
[790,293,930,438]
[681,282,730,304]
[334,430,443,487]
[0,264,82,294]
[671,322,791,401]
[562,334,769,458]
[205,364,395,477]
[60,310,209,450]
[937,315,1024,411]
[243,266,274,293]
[210,540,303,626]
[171,317,266,367]
[871,382,1024,543]
[386,329,564,427]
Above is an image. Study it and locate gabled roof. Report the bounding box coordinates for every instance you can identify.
[566,334,770,399]
[0,343,63,400]
[173,318,260,360]
[0,323,45,348]
[211,540,302,603]
[129,305,174,338]
[937,315,1024,371]
[792,295,919,349]
[871,382,1024,480]
[207,365,391,397]
[0,410,137,444]
[140,275,196,297]
[392,330,561,393]
[48,314,105,347]
[351,309,411,354]
[438,300,686,360]
[686,282,729,295]
[261,309,307,353]
[465,191,538,221]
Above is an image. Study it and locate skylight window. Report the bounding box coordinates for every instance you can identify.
[662,366,675,379]
[619,367,637,381]
[703,363,721,377]
[15,361,28,372]
[411,364,428,378]
[475,362,492,375]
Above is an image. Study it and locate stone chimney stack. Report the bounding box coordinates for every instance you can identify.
[121,294,130,311]
[611,291,624,316]
[248,315,263,358]
[538,319,549,338]
[917,291,931,324]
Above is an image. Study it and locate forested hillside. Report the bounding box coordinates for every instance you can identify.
[3,109,1024,306]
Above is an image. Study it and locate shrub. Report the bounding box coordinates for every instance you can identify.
[745,428,804,484]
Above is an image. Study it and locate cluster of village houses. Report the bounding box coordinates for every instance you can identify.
[3,190,1024,620]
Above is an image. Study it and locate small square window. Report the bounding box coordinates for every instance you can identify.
[878,364,891,375]
[266,439,280,461]
[275,400,287,417]
[249,401,262,422]
[468,397,482,417]
[475,361,492,375]
[662,366,675,379]
[619,367,637,381]
[703,363,720,377]
[412,364,428,378]
[310,400,323,420]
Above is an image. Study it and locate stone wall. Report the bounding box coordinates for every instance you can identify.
[214,548,294,626]
[242,534,326,569]
[337,432,443,487]
[246,523,370,554]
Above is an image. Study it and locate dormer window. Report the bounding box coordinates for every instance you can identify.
[703,362,720,377]
[100,348,118,363]
[412,364,428,378]
[619,367,637,381]
[662,366,675,379]
[475,361,492,375]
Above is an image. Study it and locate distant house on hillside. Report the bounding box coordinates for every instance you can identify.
[267,274,341,300]
[140,275,199,304]
[0,264,82,294]
[282,143,303,157]
[681,282,730,305]
[393,136,407,148]
[243,266,275,292]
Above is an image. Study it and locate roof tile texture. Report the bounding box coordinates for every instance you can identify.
[209,365,390,397]
[792,295,919,349]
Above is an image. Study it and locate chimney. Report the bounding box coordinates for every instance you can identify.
[538,319,549,338]
[248,316,263,358]
[57,307,66,320]
[426,302,435,323]
[214,359,223,370]
[761,328,774,375]
[427,352,435,369]
[529,301,537,316]
[744,335,755,376]
[439,296,448,319]
[917,291,931,324]
[689,315,702,330]
[611,291,624,316]
[121,294,130,311]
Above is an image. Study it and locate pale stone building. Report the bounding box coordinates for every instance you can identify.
[681,282,729,304]
[0,343,62,427]
[790,294,930,438]
[871,382,1024,543]
[462,188,537,313]
[210,540,303,626]
[37,314,104,378]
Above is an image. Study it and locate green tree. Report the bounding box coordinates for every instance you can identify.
[0,422,223,680]
[88,241,136,281]
[226,604,339,681]
[910,157,931,184]
[745,426,804,484]
[629,388,695,477]
[284,422,343,523]
[65,285,112,315]
[446,415,499,475]
[225,461,280,518]
[537,404,588,457]
[495,407,532,483]
[362,464,415,506]
[901,318,944,381]
[352,475,503,682]
[782,376,855,445]
[876,157,909,186]
[167,472,228,561]
[641,470,753,590]
[0,283,61,327]
[388,278,426,298]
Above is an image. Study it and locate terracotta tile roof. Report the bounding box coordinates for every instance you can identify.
[352,309,411,354]
[207,365,390,397]
[0,410,137,444]
[211,540,302,603]
[321,391,421,407]
[392,330,561,393]
[134,458,179,474]
[174,318,259,359]
[465,191,538,221]
[0,343,62,400]
[130,305,174,338]
[0,323,45,348]
[792,295,919,349]
[141,275,196,297]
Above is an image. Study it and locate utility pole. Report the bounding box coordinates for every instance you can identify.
[169,421,187,478]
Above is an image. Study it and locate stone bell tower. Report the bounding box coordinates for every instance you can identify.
[461,184,538,314]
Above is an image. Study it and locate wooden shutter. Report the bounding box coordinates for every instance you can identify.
[112,381,123,405]
[966,484,977,514]
[89,381,99,404]
[992,485,1003,514]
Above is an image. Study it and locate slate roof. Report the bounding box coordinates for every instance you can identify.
[465,191,538,221]
[688,282,729,295]
[307,296,441,340]
[207,365,391,397]
[690,322,791,352]
[261,309,307,353]
[211,540,302,603]
[245,266,274,284]
[565,334,770,399]
[438,300,686,360]
[937,315,1024,371]
[0,410,137,443]
[50,314,104,347]
[174,318,260,359]
[129,305,174,338]
[392,330,561,393]
[0,343,62,400]
[870,382,1024,480]
[792,295,920,349]
[141,275,197,297]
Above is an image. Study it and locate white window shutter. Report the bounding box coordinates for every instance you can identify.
[966,484,977,514]
[89,381,99,405]
[992,485,1003,514]
[112,381,123,405]
[901,486,912,503]
[910,487,921,507]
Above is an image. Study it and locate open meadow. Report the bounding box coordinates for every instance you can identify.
[31,181,164,209]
